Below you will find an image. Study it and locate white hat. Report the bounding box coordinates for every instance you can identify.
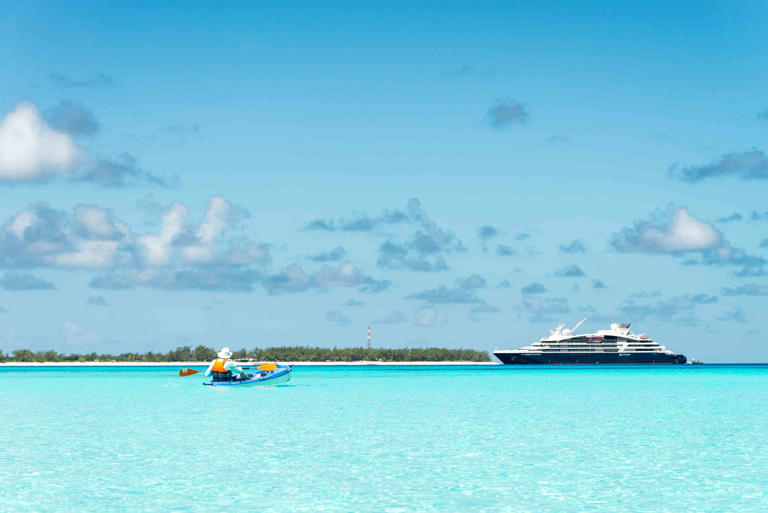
[217,347,233,359]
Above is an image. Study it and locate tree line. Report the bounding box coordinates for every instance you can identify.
[0,345,490,363]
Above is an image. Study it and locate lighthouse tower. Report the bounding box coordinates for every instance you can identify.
[367,326,371,349]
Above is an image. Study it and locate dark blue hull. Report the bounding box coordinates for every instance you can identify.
[493,352,686,364]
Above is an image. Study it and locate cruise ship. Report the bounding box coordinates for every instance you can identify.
[493,320,687,364]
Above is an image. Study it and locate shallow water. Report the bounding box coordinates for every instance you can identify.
[2,365,767,512]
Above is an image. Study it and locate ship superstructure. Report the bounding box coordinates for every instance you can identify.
[494,320,686,364]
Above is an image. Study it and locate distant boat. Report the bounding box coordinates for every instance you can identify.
[494,320,687,364]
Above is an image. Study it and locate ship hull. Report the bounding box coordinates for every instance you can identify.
[493,351,686,365]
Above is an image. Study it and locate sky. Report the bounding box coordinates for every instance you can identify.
[1,0,768,361]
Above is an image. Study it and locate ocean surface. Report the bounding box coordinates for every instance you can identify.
[2,365,767,513]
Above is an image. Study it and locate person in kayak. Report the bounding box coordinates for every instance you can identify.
[204,347,251,382]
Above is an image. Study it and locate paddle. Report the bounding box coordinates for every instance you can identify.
[178,363,277,377]
[245,363,276,372]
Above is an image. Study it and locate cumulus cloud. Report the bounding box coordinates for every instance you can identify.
[408,285,482,304]
[0,101,172,188]
[720,284,768,296]
[0,102,79,182]
[612,207,722,253]
[592,279,607,289]
[81,153,177,188]
[91,267,262,293]
[0,271,55,290]
[304,219,336,231]
[0,203,125,270]
[48,72,114,88]
[315,263,372,288]
[260,262,388,295]
[523,297,570,323]
[304,199,462,272]
[74,205,129,240]
[555,264,585,277]
[620,293,717,325]
[672,149,768,183]
[86,296,109,306]
[559,239,587,254]
[304,207,409,233]
[456,274,486,289]
[521,282,546,294]
[326,309,353,327]
[717,307,747,323]
[373,310,408,324]
[496,244,517,257]
[477,225,498,240]
[1,197,278,293]
[44,99,100,136]
[717,212,743,223]
[308,246,346,262]
[376,199,464,272]
[358,278,392,293]
[407,274,487,304]
[612,206,765,275]
[487,99,528,128]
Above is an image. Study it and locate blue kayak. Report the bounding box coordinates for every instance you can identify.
[203,365,292,387]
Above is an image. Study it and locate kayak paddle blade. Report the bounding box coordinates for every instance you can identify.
[179,368,199,377]
[257,363,277,371]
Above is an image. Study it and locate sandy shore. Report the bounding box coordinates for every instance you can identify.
[1,361,499,367]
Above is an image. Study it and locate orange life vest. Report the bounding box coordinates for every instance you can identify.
[212,358,229,372]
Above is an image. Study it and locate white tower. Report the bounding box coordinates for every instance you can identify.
[367,326,371,349]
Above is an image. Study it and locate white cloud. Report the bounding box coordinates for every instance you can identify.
[314,263,367,287]
[0,101,79,181]
[612,207,722,253]
[0,199,275,292]
[8,210,38,238]
[197,197,230,243]
[48,240,120,269]
[74,205,129,240]
[137,202,189,266]
[182,197,232,264]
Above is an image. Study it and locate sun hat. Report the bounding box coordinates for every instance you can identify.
[217,347,233,359]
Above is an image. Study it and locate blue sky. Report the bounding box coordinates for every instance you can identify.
[1,0,768,361]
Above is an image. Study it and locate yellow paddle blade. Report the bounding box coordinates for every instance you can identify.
[257,363,277,371]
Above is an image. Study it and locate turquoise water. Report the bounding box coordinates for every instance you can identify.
[2,365,767,513]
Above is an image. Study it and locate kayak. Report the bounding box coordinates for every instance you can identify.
[203,365,292,387]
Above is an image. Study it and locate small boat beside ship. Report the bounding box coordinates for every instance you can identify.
[494,320,687,365]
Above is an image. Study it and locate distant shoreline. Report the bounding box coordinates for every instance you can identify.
[0,361,501,367]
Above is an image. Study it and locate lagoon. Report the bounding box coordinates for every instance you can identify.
[2,365,767,512]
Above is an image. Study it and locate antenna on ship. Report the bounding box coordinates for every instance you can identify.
[571,318,586,334]
[367,326,371,349]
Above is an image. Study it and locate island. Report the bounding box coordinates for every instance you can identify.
[0,345,492,364]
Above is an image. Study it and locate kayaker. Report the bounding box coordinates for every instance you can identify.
[204,347,251,382]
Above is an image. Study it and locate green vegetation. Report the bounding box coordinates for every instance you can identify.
[0,345,490,363]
